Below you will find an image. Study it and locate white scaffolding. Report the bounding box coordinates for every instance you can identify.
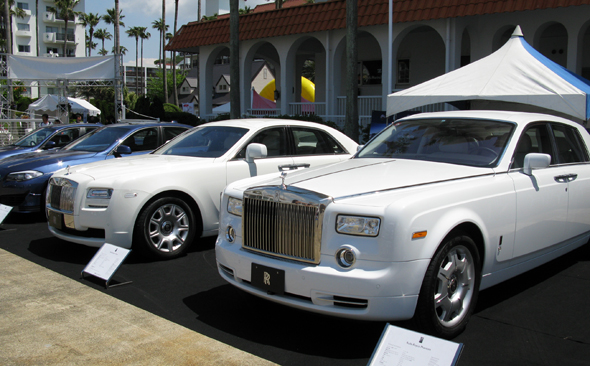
[0,54,123,122]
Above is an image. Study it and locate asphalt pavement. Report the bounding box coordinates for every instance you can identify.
[1,212,590,365]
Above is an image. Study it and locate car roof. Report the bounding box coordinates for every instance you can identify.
[397,110,580,126]
[100,122,192,129]
[199,118,337,130]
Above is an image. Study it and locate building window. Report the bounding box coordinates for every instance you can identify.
[46,26,58,33]
[397,59,410,84]
[17,23,30,31]
[17,2,29,10]
[18,45,30,53]
[359,60,382,85]
[47,47,58,54]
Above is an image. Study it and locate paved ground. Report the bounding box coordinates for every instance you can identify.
[2,213,590,365]
[0,248,276,366]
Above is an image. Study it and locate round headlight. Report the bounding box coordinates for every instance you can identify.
[336,247,356,268]
[226,226,236,243]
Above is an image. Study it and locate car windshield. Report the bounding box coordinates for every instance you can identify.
[12,127,55,147]
[155,125,248,158]
[357,118,515,167]
[64,126,131,152]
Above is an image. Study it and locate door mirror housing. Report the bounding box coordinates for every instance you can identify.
[245,143,268,163]
[523,153,551,175]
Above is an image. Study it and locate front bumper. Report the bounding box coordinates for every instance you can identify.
[215,236,429,321]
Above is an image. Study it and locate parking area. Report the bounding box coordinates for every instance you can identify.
[1,213,590,365]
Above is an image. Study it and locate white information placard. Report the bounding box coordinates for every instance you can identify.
[368,324,463,366]
[0,204,13,224]
[82,243,131,286]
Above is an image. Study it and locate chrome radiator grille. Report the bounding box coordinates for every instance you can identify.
[242,187,330,264]
[47,177,78,213]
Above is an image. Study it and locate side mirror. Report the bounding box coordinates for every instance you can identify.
[245,143,267,163]
[523,153,551,175]
[114,144,132,158]
[356,145,364,152]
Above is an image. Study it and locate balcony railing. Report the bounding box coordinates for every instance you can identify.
[56,33,75,42]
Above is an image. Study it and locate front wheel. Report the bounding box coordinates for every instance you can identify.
[134,197,197,260]
[414,233,481,339]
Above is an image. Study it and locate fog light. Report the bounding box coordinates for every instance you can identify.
[226,226,236,243]
[336,247,356,268]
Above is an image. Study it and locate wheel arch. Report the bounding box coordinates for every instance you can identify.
[443,222,485,270]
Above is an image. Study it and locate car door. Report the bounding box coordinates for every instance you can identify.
[549,123,590,239]
[107,127,160,160]
[226,127,294,184]
[508,123,569,258]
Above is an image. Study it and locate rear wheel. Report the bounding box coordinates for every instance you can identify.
[134,197,197,260]
[415,233,481,339]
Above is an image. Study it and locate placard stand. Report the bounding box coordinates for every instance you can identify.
[0,204,13,224]
[368,323,463,366]
[81,243,132,289]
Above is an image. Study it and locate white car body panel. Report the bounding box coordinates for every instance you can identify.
[215,111,590,322]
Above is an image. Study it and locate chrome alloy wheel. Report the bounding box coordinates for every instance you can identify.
[147,203,190,253]
[434,244,476,328]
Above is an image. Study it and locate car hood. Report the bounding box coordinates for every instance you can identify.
[0,149,98,171]
[234,158,496,199]
[60,154,215,180]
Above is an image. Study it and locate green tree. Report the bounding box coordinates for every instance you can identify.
[103,7,125,54]
[147,69,186,102]
[126,26,142,94]
[161,0,168,103]
[80,12,101,56]
[229,0,240,118]
[139,27,151,96]
[94,28,112,55]
[48,0,82,57]
[172,0,179,106]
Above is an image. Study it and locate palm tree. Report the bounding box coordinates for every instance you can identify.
[229,0,240,119]
[151,18,167,68]
[344,0,359,142]
[126,26,142,95]
[172,0,179,106]
[48,0,82,57]
[94,28,112,55]
[98,48,109,56]
[152,17,169,102]
[85,37,97,56]
[112,45,127,55]
[103,7,125,55]
[80,12,101,56]
[139,27,151,96]
[161,0,168,104]
[2,0,26,54]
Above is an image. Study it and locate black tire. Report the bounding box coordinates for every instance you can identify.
[134,197,197,260]
[414,232,481,339]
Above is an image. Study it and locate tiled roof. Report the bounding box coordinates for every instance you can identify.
[167,0,590,52]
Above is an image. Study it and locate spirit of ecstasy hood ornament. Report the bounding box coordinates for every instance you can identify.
[281,171,287,190]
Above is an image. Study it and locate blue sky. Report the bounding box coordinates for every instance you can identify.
[85,0,269,67]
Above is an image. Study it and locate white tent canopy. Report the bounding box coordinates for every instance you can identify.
[28,95,101,117]
[386,26,590,122]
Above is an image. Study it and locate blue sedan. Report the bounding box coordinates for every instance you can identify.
[0,124,102,160]
[0,122,191,213]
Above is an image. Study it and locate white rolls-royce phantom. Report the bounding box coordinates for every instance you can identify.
[215,110,590,338]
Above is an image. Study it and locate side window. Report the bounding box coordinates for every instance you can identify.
[237,127,288,158]
[292,127,346,155]
[122,128,159,152]
[48,128,79,148]
[511,124,553,169]
[163,127,188,143]
[550,123,588,164]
